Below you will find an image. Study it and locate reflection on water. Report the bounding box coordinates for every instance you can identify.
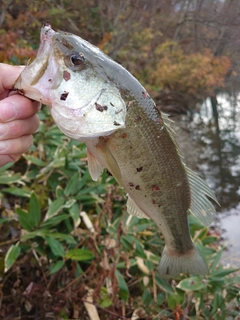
[174,92,240,266]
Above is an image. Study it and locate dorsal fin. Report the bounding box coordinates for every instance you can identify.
[161,112,219,226]
[161,112,183,159]
[186,166,220,226]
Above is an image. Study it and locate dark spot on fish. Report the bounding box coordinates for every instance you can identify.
[60,91,69,101]
[136,166,143,172]
[135,116,142,122]
[115,109,123,115]
[129,182,134,188]
[152,199,156,204]
[95,103,108,112]
[142,91,149,98]
[158,205,161,208]
[63,70,71,81]
[110,102,114,107]
[135,185,140,190]
[144,195,147,197]
[113,121,121,126]
[152,185,160,191]
[121,133,127,139]
[48,79,52,82]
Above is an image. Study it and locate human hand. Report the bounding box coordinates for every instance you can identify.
[0,63,40,167]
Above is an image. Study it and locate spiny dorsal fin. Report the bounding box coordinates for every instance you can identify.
[161,112,183,159]
[126,195,150,219]
[186,166,219,226]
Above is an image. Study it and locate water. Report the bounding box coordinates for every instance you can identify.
[173,92,240,266]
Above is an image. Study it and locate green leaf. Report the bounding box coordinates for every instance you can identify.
[0,162,14,172]
[16,208,35,231]
[211,293,225,318]
[41,214,70,228]
[0,217,9,224]
[4,244,21,272]
[177,276,208,291]
[63,198,76,209]
[155,274,174,294]
[64,172,81,196]
[98,287,112,308]
[49,157,66,168]
[69,203,80,223]
[47,233,77,244]
[45,236,65,257]
[75,170,91,191]
[211,268,239,278]
[202,236,217,245]
[45,197,65,220]
[29,192,41,228]
[49,260,65,274]
[23,154,46,166]
[0,173,22,184]
[2,187,31,197]
[210,249,224,271]
[115,269,129,301]
[167,293,184,309]
[135,238,147,258]
[98,297,112,308]
[65,249,95,261]
[142,289,153,305]
[21,229,48,241]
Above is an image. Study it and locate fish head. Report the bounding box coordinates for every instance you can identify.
[14,23,126,140]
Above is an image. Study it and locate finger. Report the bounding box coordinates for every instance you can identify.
[0,114,40,140]
[0,154,21,167]
[0,135,33,155]
[0,63,24,93]
[0,95,40,122]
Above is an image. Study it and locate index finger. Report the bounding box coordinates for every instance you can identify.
[0,63,24,93]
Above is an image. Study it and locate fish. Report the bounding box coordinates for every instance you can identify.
[14,23,219,277]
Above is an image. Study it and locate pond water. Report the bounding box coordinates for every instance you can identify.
[173,92,240,267]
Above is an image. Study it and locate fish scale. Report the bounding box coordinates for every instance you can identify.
[14,23,219,277]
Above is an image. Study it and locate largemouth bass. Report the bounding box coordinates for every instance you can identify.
[14,23,219,277]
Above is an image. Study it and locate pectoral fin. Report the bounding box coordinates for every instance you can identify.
[127,195,150,219]
[87,149,104,181]
[95,137,122,185]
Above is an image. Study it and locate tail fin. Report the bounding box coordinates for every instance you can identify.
[158,246,209,278]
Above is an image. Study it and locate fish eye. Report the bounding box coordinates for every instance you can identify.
[70,52,85,66]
